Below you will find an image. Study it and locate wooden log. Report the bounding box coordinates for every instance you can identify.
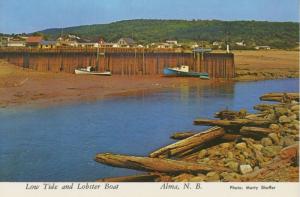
[260,92,299,102]
[96,173,159,182]
[240,126,276,136]
[215,109,247,120]
[95,153,230,173]
[150,126,225,158]
[170,132,196,140]
[170,132,241,141]
[221,133,242,141]
[193,118,272,127]
[253,103,283,111]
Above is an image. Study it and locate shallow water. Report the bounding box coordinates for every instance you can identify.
[0,78,298,181]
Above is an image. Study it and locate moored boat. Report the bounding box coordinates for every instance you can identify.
[163,65,209,79]
[75,66,112,76]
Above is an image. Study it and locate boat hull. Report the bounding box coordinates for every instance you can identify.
[75,69,112,76]
[163,68,209,78]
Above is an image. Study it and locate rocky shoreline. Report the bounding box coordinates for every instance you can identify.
[95,92,299,182]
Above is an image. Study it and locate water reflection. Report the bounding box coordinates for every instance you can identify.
[0,78,298,181]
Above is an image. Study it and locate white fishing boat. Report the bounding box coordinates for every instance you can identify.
[75,66,111,76]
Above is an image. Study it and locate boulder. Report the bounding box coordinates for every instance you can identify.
[269,124,280,131]
[268,133,280,144]
[261,145,282,157]
[220,143,231,149]
[279,136,295,147]
[275,107,289,116]
[172,173,195,182]
[253,144,263,151]
[206,172,220,181]
[227,151,234,159]
[235,142,247,150]
[225,161,239,172]
[189,174,207,182]
[198,149,208,159]
[291,105,299,111]
[220,172,241,182]
[289,114,297,121]
[239,164,253,174]
[261,137,273,146]
[279,115,291,123]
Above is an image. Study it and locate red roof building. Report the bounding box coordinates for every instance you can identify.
[26,36,43,47]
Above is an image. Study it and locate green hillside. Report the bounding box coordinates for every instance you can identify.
[38,19,299,49]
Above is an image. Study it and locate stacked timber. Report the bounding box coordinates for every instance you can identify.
[94,92,299,182]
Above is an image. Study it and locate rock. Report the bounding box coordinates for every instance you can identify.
[279,136,295,147]
[189,174,206,182]
[227,151,234,159]
[225,161,239,172]
[235,142,247,150]
[253,166,260,171]
[206,172,220,181]
[198,149,208,159]
[253,144,263,151]
[261,145,282,157]
[261,137,273,146]
[269,124,280,131]
[275,107,289,116]
[286,129,299,135]
[266,113,277,121]
[158,175,173,182]
[289,114,297,121]
[239,155,246,162]
[239,109,247,118]
[243,151,250,158]
[172,173,195,182]
[220,172,241,182]
[291,105,299,111]
[268,133,280,144]
[239,164,253,174]
[279,115,291,123]
[220,143,231,149]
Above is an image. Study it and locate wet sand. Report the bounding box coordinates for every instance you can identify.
[0,59,217,108]
[0,50,299,108]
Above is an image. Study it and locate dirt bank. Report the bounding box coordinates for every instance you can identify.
[0,59,216,108]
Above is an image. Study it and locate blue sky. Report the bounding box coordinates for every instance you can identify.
[0,0,299,33]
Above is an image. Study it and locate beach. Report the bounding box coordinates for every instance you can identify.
[0,50,299,108]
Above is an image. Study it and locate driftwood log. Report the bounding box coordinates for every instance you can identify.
[94,153,230,174]
[170,131,241,141]
[253,103,283,111]
[193,118,271,127]
[150,126,225,158]
[170,132,196,140]
[240,126,276,136]
[260,92,299,102]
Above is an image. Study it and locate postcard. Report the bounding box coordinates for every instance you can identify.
[0,0,299,196]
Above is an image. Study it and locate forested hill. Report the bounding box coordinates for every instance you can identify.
[38,19,299,48]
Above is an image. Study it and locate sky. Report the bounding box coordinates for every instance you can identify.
[0,0,299,33]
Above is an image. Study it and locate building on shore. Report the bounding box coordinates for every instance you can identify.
[117,38,136,47]
[0,37,26,47]
[26,36,43,48]
[40,40,59,49]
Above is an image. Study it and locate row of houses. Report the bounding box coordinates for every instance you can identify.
[0,35,139,49]
[0,34,271,50]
